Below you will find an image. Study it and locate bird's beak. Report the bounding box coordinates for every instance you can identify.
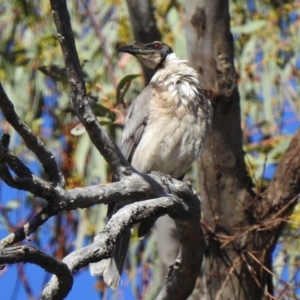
[117,44,152,55]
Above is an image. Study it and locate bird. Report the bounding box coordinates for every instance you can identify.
[89,41,212,289]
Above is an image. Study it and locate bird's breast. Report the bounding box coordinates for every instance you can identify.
[131,80,211,178]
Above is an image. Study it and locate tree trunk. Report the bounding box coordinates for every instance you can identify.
[185,1,269,299]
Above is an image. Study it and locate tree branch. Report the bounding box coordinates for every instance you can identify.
[41,181,203,299]
[0,2,207,299]
[185,1,300,299]
[0,136,54,198]
[185,2,258,299]
[0,245,73,299]
[263,128,300,217]
[0,171,189,246]
[0,171,205,299]
[49,0,130,179]
[0,206,58,248]
[0,83,64,186]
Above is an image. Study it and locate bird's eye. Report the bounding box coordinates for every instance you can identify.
[153,43,162,50]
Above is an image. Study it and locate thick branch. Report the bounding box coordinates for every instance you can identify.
[42,186,203,299]
[185,0,255,236]
[0,173,152,248]
[0,173,205,299]
[0,2,208,300]
[0,245,72,299]
[185,1,300,299]
[49,0,130,179]
[0,172,183,247]
[157,218,204,300]
[264,128,300,216]
[185,0,253,232]
[0,83,64,186]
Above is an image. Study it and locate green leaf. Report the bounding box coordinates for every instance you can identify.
[5,200,20,210]
[37,65,68,82]
[74,132,91,175]
[231,20,267,34]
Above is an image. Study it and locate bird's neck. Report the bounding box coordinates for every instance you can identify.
[157,52,177,70]
[151,53,200,88]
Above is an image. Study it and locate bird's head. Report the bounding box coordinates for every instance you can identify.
[117,41,173,69]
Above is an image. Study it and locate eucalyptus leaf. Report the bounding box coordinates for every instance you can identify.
[5,199,20,210]
[232,20,267,34]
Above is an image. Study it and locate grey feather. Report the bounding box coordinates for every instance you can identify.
[89,230,131,289]
[89,85,154,288]
[120,85,153,163]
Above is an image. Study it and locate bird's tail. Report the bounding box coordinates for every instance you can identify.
[89,229,131,289]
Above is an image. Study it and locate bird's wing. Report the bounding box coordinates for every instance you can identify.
[107,84,154,217]
[120,84,154,163]
[90,85,155,288]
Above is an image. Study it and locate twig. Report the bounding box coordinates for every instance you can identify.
[83,2,117,89]
[246,250,294,289]
[215,256,242,300]
[241,253,278,300]
[0,206,58,248]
